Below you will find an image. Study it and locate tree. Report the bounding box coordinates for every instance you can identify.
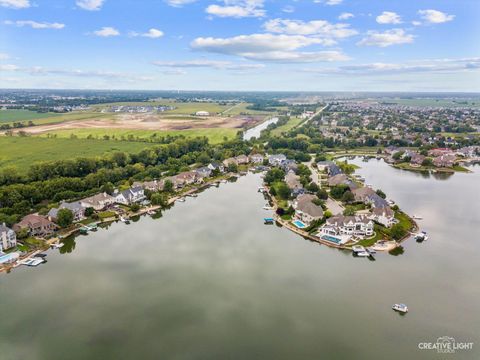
[85,207,95,217]
[306,182,319,192]
[227,162,238,173]
[330,184,349,200]
[390,223,407,240]
[343,206,356,216]
[376,189,386,199]
[341,190,354,203]
[130,203,140,212]
[422,158,433,167]
[317,188,328,200]
[151,193,168,207]
[57,208,74,228]
[276,182,291,200]
[163,179,174,193]
[264,168,285,185]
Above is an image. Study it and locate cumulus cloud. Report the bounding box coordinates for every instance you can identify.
[153,59,265,70]
[130,28,164,38]
[376,11,402,24]
[0,0,30,9]
[206,0,265,18]
[315,0,343,6]
[301,58,480,76]
[4,20,65,29]
[357,28,413,47]
[263,18,357,42]
[418,9,454,24]
[93,27,120,37]
[165,0,196,7]
[191,33,350,62]
[0,64,20,71]
[76,0,105,11]
[338,12,354,20]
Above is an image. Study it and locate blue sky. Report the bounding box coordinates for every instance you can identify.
[0,0,479,91]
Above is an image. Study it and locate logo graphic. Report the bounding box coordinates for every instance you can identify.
[418,336,474,354]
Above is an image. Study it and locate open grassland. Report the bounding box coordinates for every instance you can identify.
[0,136,157,173]
[92,100,231,115]
[271,116,304,136]
[221,102,278,116]
[0,110,62,123]
[36,127,238,144]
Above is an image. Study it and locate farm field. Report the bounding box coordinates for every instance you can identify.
[221,102,279,116]
[0,110,61,123]
[36,127,238,144]
[0,136,157,173]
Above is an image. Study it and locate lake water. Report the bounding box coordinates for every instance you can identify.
[243,117,278,140]
[0,159,479,360]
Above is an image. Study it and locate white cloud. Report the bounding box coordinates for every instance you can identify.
[263,18,357,42]
[93,27,120,37]
[153,59,265,70]
[165,0,197,7]
[376,11,402,24]
[206,0,265,18]
[0,64,19,71]
[0,0,30,9]
[0,53,9,60]
[338,12,354,20]
[76,0,105,11]
[130,28,164,38]
[325,0,343,5]
[357,28,413,47]
[418,9,454,24]
[191,33,350,62]
[282,5,295,13]
[301,58,480,75]
[4,20,65,29]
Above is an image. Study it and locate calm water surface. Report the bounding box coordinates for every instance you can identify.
[243,117,278,140]
[0,159,479,360]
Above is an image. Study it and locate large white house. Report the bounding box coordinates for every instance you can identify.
[370,207,397,228]
[319,215,374,238]
[0,223,16,252]
[114,186,146,205]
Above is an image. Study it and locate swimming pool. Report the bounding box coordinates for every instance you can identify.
[293,220,307,229]
[320,235,342,244]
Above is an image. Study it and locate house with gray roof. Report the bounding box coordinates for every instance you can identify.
[48,201,86,223]
[292,194,324,225]
[80,192,115,211]
[114,186,146,205]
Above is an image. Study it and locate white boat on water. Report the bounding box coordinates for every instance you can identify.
[177,197,186,202]
[119,216,130,223]
[20,258,45,267]
[412,215,423,220]
[221,179,228,184]
[414,231,428,241]
[356,251,370,257]
[263,205,273,210]
[50,243,64,249]
[392,303,408,313]
[352,245,366,253]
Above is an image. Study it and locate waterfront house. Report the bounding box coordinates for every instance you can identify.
[235,154,249,165]
[319,215,374,238]
[433,154,456,168]
[222,157,238,168]
[13,214,56,237]
[249,153,264,164]
[114,186,146,205]
[0,223,16,252]
[48,201,86,223]
[208,162,225,173]
[428,148,453,157]
[292,194,323,225]
[370,207,396,228]
[328,174,357,189]
[195,166,212,179]
[133,179,165,192]
[410,153,426,166]
[175,171,199,186]
[80,192,115,211]
[352,187,389,208]
[268,154,287,166]
[285,170,302,190]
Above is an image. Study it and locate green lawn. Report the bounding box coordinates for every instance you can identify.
[0,136,158,173]
[271,116,304,136]
[36,127,238,144]
[0,110,62,123]
[221,102,277,116]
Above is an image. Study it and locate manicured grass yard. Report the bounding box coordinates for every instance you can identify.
[0,136,158,173]
[37,127,238,144]
[0,110,62,123]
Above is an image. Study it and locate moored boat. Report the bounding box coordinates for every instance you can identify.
[392,303,408,313]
